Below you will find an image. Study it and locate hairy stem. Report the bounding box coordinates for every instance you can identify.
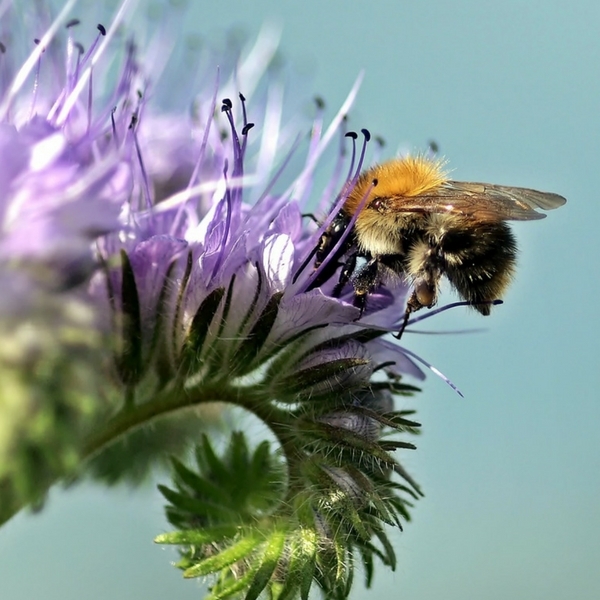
[0,381,296,526]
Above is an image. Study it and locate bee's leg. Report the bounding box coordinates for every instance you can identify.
[394,292,423,340]
[332,251,358,297]
[394,241,441,338]
[350,256,379,316]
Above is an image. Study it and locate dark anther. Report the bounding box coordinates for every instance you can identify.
[361,128,371,141]
[345,131,358,140]
[314,96,325,109]
[65,18,80,28]
[428,139,439,154]
[129,113,138,129]
[0,42,6,54]
[221,98,233,111]
[372,178,379,186]
[239,92,246,101]
[241,123,255,135]
[34,38,40,45]
[74,42,84,55]
[375,135,386,147]
[373,361,396,373]
[97,24,107,36]
[137,89,143,99]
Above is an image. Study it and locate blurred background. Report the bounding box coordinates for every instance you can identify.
[1,0,599,599]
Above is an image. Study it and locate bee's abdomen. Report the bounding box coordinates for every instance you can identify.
[434,218,517,314]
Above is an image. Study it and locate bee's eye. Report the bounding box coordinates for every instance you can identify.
[370,198,388,213]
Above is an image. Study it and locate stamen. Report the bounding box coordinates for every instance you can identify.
[353,128,371,181]
[344,131,358,181]
[238,92,250,157]
[209,164,234,281]
[0,0,78,120]
[79,24,106,70]
[292,128,373,288]
[220,97,243,178]
[186,70,219,190]
[314,116,349,214]
[86,53,93,134]
[129,105,152,210]
[110,106,119,146]
[170,70,221,238]
[55,0,134,126]
[395,346,464,397]
[299,177,377,292]
[73,42,84,92]
[65,18,80,94]
[406,299,503,327]
[252,133,302,207]
[427,139,439,157]
[28,38,43,120]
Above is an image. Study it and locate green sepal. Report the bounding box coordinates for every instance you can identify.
[182,534,263,578]
[350,405,422,432]
[208,567,260,600]
[301,420,407,467]
[148,259,178,383]
[275,535,317,600]
[357,544,374,588]
[115,250,143,387]
[155,525,239,545]
[243,530,287,600]
[379,440,417,451]
[372,527,397,570]
[231,292,283,376]
[273,358,370,398]
[179,287,225,374]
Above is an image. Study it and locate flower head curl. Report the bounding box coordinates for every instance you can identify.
[0,3,445,599]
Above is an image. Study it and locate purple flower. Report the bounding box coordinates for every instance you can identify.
[0,3,442,597]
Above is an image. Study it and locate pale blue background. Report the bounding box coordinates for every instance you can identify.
[1,0,599,599]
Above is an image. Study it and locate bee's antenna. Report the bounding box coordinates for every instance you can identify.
[353,128,371,181]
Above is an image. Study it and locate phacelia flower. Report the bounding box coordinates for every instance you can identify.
[0,3,449,599]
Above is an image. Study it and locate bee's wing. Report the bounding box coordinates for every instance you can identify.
[385,181,567,221]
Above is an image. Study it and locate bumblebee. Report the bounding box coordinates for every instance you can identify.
[314,155,566,337]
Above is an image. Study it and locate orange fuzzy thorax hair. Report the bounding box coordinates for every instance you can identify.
[344,155,448,214]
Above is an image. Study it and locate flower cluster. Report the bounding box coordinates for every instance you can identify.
[0,3,437,598]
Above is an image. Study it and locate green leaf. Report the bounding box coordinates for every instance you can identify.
[158,484,233,521]
[170,457,230,505]
[197,434,231,483]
